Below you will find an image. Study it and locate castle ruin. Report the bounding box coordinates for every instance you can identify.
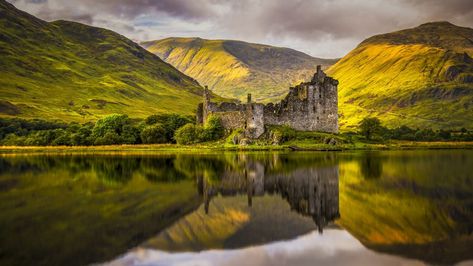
[196,65,338,138]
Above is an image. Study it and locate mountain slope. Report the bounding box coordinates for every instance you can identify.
[0,0,206,122]
[142,38,337,102]
[327,22,473,130]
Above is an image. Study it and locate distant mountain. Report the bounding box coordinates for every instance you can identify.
[142,37,337,102]
[327,21,473,130]
[0,0,207,122]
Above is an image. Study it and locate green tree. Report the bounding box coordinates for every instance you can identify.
[52,129,72,146]
[359,117,384,140]
[91,114,139,145]
[203,115,224,141]
[141,124,167,144]
[437,129,451,140]
[144,114,192,142]
[71,125,93,146]
[174,124,204,145]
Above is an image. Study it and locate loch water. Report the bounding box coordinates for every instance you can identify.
[0,150,472,266]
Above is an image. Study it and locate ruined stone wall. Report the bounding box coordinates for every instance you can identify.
[202,101,247,129]
[214,111,247,129]
[245,103,265,139]
[263,73,338,133]
[198,66,338,138]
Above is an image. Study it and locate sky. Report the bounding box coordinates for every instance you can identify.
[7,0,473,58]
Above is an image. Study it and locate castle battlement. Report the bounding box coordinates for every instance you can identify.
[197,65,338,138]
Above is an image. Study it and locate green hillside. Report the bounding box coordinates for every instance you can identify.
[327,22,473,130]
[142,37,337,102]
[0,0,206,122]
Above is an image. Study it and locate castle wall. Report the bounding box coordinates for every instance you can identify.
[215,111,247,129]
[199,66,338,138]
[246,103,265,138]
[263,77,338,133]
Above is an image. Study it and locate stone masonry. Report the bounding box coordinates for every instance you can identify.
[197,65,338,138]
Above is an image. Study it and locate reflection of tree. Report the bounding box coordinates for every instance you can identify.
[140,157,186,183]
[92,157,140,185]
[174,155,227,183]
[360,153,383,179]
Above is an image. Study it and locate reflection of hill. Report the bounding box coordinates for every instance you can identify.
[141,195,320,251]
[1,151,472,265]
[338,150,473,265]
[141,161,341,252]
[0,155,201,266]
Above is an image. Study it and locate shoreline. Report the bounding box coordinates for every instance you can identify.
[1,141,473,154]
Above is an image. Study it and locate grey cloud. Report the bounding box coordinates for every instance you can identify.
[7,0,473,58]
[25,0,47,3]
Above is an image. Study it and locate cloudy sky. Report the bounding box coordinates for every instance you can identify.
[8,0,473,58]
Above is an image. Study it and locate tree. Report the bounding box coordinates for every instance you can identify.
[359,117,384,140]
[203,115,224,141]
[71,125,93,146]
[174,124,204,145]
[437,129,451,140]
[91,114,139,145]
[141,124,167,144]
[144,114,192,142]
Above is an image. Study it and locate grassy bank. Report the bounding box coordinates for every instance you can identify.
[1,140,473,154]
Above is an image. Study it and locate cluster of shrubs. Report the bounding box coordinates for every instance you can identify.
[359,117,473,141]
[174,115,224,144]
[0,113,225,146]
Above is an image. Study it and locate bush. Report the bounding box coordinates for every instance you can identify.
[91,114,140,145]
[269,125,296,144]
[24,130,62,146]
[94,132,123,145]
[52,130,72,146]
[141,124,167,144]
[144,114,193,142]
[203,115,224,141]
[174,124,205,145]
[438,129,451,140]
[0,133,26,146]
[226,128,244,144]
[71,125,93,146]
[390,125,416,140]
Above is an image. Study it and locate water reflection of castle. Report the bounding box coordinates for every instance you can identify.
[197,162,340,233]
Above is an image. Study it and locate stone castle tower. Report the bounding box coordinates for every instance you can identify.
[197,65,338,138]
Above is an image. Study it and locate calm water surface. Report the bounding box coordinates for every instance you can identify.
[0,150,472,266]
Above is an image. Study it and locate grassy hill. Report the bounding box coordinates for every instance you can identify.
[142,38,337,102]
[0,0,207,122]
[327,22,473,130]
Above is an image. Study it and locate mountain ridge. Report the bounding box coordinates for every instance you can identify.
[0,0,208,122]
[327,21,473,130]
[142,37,337,102]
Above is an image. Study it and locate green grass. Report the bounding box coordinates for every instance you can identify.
[0,1,209,122]
[142,37,337,103]
[327,22,473,131]
[1,139,472,154]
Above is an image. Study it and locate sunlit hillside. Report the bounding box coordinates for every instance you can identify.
[0,0,208,122]
[143,37,337,102]
[328,22,473,130]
